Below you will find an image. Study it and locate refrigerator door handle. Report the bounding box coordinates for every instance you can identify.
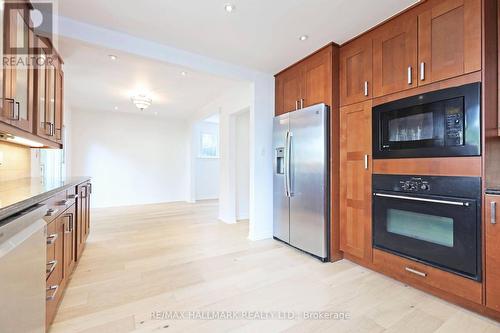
[284,130,290,197]
[287,131,293,197]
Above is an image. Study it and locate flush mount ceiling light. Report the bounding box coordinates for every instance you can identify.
[224,3,235,12]
[299,35,309,41]
[131,94,153,111]
[180,71,187,77]
[109,55,118,61]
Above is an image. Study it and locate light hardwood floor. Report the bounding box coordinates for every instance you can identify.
[50,200,500,333]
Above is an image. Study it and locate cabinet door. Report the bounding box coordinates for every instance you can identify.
[275,66,301,115]
[46,215,64,326]
[76,184,89,259]
[486,195,500,311]
[418,0,481,85]
[85,183,91,240]
[301,46,332,108]
[63,205,76,278]
[3,4,33,132]
[373,14,418,97]
[54,65,63,143]
[340,36,372,106]
[340,100,372,261]
[46,54,57,139]
[35,37,50,138]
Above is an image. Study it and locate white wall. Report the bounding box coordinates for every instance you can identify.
[235,110,250,220]
[194,121,219,200]
[60,19,275,240]
[70,109,189,208]
[190,84,252,224]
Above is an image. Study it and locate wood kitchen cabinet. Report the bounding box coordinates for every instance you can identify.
[275,44,334,115]
[372,13,418,97]
[63,204,77,279]
[46,212,65,327]
[0,2,34,132]
[77,181,91,259]
[45,181,91,327]
[340,35,372,106]
[339,100,372,262]
[418,0,481,85]
[485,195,500,312]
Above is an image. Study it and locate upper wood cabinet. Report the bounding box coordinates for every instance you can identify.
[339,100,372,262]
[373,14,418,97]
[485,195,500,312]
[418,0,481,85]
[302,46,333,108]
[369,0,481,97]
[340,35,372,106]
[275,65,302,116]
[275,45,334,116]
[0,2,34,132]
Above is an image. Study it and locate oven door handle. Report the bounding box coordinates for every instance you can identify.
[373,193,471,207]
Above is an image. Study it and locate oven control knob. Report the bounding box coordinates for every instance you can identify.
[421,184,429,191]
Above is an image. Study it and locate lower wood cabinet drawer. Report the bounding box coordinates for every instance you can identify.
[373,249,482,304]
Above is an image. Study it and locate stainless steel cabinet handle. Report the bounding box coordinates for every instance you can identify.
[46,234,58,245]
[364,154,369,170]
[46,285,59,301]
[373,193,470,207]
[300,99,304,109]
[46,260,57,274]
[45,208,59,217]
[408,66,412,85]
[295,100,299,111]
[364,81,369,96]
[420,62,425,81]
[405,267,427,277]
[492,202,497,225]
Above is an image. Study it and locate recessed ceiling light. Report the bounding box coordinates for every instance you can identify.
[299,35,309,41]
[154,112,158,116]
[113,106,119,111]
[181,71,187,77]
[224,3,235,12]
[109,55,118,61]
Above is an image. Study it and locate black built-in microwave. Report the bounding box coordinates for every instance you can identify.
[372,82,481,159]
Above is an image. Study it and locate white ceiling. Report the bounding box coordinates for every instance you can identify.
[58,37,249,119]
[57,0,419,74]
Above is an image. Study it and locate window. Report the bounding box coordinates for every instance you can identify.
[199,132,219,158]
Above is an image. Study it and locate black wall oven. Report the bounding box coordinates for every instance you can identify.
[373,82,481,159]
[372,175,481,281]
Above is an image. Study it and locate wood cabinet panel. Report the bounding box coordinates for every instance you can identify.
[340,36,372,106]
[373,14,418,97]
[339,100,372,262]
[275,44,335,116]
[373,249,482,304]
[46,214,65,326]
[275,66,301,116]
[63,204,76,279]
[302,46,332,108]
[486,195,500,311]
[418,0,481,85]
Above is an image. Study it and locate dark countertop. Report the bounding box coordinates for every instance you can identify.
[0,177,90,221]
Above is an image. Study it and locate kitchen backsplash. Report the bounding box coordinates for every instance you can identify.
[0,142,32,181]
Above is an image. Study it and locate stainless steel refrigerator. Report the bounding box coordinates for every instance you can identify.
[273,103,330,261]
